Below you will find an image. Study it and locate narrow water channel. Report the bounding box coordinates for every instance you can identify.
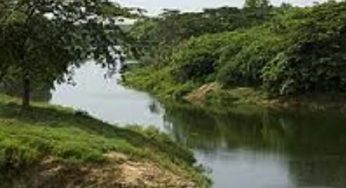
[50,63,346,188]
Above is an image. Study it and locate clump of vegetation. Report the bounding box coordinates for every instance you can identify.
[123,65,197,100]
[262,2,346,95]
[125,1,346,106]
[128,2,275,64]
[0,0,138,108]
[0,94,210,187]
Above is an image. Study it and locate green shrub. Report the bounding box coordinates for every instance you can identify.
[262,2,346,95]
[217,26,285,86]
[127,1,346,99]
[169,32,240,83]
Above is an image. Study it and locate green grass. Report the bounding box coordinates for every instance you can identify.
[204,86,269,106]
[123,66,270,107]
[0,94,210,187]
[123,65,197,101]
[123,66,346,112]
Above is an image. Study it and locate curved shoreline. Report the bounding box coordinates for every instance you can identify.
[0,94,210,188]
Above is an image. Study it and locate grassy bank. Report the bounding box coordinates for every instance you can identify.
[123,67,346,112]
[0,94,210,188]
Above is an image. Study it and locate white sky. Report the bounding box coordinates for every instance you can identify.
[117,0,327,15]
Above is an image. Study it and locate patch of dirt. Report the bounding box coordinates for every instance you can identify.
[185,83,219,104]
[8,153,197,188]
[88,152,196,188]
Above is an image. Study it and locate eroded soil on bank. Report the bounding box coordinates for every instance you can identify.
[2,153,197,188]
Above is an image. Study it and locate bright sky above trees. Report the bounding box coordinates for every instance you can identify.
[117,0,326,15]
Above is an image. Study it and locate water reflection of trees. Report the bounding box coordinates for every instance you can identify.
[163,105,287,152]
[148,100,161,114]
[285,112,346,188]
[162,104,346,187]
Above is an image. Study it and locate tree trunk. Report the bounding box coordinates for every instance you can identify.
[22,74,31,108]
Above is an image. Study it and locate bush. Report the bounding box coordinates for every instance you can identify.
[127,1,346,99]
[217,26,285,86]
[169,32,241,83]
[262,2,346,95]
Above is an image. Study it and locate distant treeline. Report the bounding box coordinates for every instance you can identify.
[126,1,346,98]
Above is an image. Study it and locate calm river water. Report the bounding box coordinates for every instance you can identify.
[50,63,346,188]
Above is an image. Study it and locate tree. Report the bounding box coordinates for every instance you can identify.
[244,0,271,19]
[0,0,132,108]
[244,0,270,8]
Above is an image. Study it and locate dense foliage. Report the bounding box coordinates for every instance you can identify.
[128,6,276,64]
[0,0,133,107]
[126,1,346,99]
[262,2,346,95]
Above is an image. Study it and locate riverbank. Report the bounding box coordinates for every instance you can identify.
[122,66,346,112]
[123,2,346,112]
[0,94,210,188]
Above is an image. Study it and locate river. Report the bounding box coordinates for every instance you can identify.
[50,63,346,188]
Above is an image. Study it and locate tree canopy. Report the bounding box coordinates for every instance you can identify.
[128,5,275,66]
[0,0,132,107]
[125,1,346,98]
[244,0,270,8]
